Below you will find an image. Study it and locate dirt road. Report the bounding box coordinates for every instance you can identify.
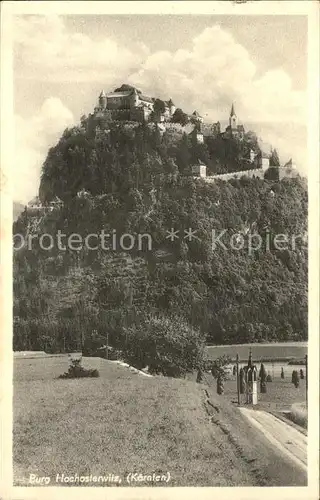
[239,407,307,472]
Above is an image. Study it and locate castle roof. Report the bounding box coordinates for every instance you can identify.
[106,91,132,98]
[139,94,154,103]
[283,158,293,168]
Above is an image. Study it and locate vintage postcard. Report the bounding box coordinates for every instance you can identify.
[1,1,319,500]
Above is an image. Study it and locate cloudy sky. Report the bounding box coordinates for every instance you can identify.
[14,14,307,203]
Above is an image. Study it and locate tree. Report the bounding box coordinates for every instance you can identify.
[260,363,267,393]
[196,368,203,383]
[217,374,224,395]
[264,166,279,181]
[292,370,300,388]
[153,98,166,115]
[211,355,232,380]
[270,148,280,167]
[172,108,189,126]
[125,315,206,378]
[239,367,245,394]
[281,367,285,379]
[299,368,304,379]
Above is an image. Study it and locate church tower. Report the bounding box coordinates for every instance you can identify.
[229,103,237,130]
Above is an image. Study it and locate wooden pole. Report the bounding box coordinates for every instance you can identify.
[305,354,308,410]
[106,333,109,360]
[236,354,240,406]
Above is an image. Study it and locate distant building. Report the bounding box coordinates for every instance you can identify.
[192,160,207,178]
[27,196,63,213]
[258,152,270,170]
[278,158,299,180]
[190,125,204,144]
[189,121,221,144]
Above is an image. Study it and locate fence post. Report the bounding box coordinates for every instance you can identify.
[305,354,308,410]
[236,354,240,406]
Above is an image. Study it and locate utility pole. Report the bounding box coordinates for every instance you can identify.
[236,354,240,406]
[305,354,308,410]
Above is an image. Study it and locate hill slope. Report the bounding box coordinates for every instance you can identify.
[13,121,308,353]
[13,356,307,486]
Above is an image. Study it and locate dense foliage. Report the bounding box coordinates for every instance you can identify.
[13,119,308,364]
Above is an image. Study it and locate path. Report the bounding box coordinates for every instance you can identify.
[239,407,307,472]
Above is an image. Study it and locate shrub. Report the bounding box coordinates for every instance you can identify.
[239,367,245,394]
[217,374,224,395]
[292,370,299,388]
[290,403,307,428]
[299,368,304,379]
[260,363,267,393]
[281,367,284,379]
[196,368,203,383]
[172,108,189,126]
[211,355,232,380]
[59,357,100,379]
[266,373,272,382]
[124,315,206,378]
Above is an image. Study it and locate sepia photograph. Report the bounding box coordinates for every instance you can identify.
[1,1,319,499]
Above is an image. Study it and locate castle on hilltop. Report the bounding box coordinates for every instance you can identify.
[90,84,176,126]
[87,85,298,183]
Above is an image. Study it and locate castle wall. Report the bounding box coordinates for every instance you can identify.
[129,107,148,123]
[106,95,132,109]
[205,168,266,183]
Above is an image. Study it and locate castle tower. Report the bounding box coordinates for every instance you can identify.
[229,103,237,130]
[99,90,107,110]
[259,152,270,171]
[130,88,140,108]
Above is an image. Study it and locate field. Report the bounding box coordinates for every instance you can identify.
[188,365,307,413]
[13,355,307,487]
[207,342,307,362]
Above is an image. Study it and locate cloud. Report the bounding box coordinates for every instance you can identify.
[14,15,149,83]
[127,25,307,172]
[14,98,74,203]
[13,17,307,203]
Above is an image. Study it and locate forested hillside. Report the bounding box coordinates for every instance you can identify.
[13,121,307,358]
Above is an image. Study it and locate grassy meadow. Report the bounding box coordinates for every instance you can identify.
[13,355,307,487]
[207,342,307,363]
[14,356,253,487]
[188,366,307,413]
